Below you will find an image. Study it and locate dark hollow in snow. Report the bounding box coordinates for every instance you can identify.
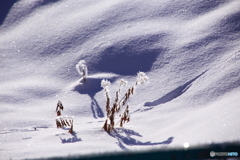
[0,0,19,25]
[90,35,166,75]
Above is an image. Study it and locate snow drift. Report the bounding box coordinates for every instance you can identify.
[0,0,240,159]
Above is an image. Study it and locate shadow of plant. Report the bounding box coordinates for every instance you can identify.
[90,96,105,118]
[108,128,174,150]
[73,78,105,119]
[60,132,82,144]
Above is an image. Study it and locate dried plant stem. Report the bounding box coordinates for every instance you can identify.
[55,100,74,133]
[101,84,132,131]
[107,84,135,119]
[68,120,74,134]
[101,72,148,132]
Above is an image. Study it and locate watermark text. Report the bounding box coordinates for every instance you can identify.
[210,151,238,157]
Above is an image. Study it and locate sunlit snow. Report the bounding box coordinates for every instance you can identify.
[0,0,240,159]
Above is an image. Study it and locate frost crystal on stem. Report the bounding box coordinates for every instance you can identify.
[136,72,149,85]
[76,60,88,83]
[117,79,127,92]
[101,79,111,89]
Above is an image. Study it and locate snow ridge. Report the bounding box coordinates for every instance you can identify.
[0,0,240,159]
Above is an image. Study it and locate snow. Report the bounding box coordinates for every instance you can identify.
[0,0,240,159]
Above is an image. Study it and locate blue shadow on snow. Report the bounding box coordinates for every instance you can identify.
[90,34,167,75]
[144,71,207,107]
[60,132,82,144]
[73,77,116,119]
[0,0,18,25]
[108,128,174,150]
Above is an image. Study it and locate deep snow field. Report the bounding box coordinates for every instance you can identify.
[1,0,240,159]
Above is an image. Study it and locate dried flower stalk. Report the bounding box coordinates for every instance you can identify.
[101,72,148,132]
[55,100,74,133]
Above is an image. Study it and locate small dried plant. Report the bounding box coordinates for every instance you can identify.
[119,105,130,127]
[76,60,88,83]
[101,72,149,132]
[55,100,74,133]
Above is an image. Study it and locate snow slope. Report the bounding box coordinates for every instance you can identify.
[0,0,240,159]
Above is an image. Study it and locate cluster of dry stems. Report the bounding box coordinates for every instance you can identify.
[54,69,148,134]
[102,72,148,132]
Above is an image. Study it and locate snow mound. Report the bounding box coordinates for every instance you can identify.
[0,0,240,159]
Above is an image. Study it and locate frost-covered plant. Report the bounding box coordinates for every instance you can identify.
[136,72,149,85]
[76,60,88,83]
[56,100,64,116]
[119,105,130,127]
[101,79,111,117]
[101,72,149,132]
[55,100,74,133]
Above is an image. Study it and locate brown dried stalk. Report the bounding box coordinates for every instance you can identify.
[120,105,130,127]
[102,83,133,132]
[68,120,74,134]
[55,100,74,133]
[101,72,148,132]
[56,100,64,116]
